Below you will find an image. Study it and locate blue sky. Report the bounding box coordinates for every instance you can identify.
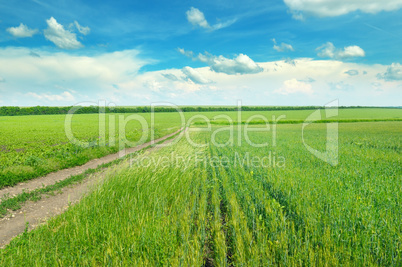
[0,0,401,106]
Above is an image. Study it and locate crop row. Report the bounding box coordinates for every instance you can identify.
[1,122,400,265]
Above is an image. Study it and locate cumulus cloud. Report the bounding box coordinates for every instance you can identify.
[377,63,402,81]
[26,91,75,101]
[344,69,359,76]
[206,54,263,75]
[272,38,294,52]
[186,7,210,28]
[274,79,313,95]
[186,7,236,31]
[1,46,399,106]
[44,17,83,49]
[73,21,90,35]
[179,49,263,75]
[338,46,366,59]
[0,47,150,105]
[0,47,147,83]
[284,0,402,19]
[316,42,337,58]
[6,23,38,38]
[316,42,365,59]
[108,59,400,105]
[182,66,212,84]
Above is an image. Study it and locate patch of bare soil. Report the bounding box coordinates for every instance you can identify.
[0,128,185,248]
[0,128,183,200]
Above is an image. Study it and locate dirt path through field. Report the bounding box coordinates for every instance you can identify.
[0,128,185,248]
[0,128,184,200]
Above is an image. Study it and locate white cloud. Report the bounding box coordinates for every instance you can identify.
[186,7,210,29]
[317,42,336,58]
[44,17,83,49]
[377,63,402,81]
[6,23,38,38]
[207,54,263,75]
[212,19,237,30]
[0,47,150,105]
[180,49,263,75]
[272,38,294,52]
[317,42,365,59]
[0,47,400,106]
[116,67,212,95]
[92,59,402,105]
[274,79,313,95]
[186,7,236,31]
[26,91,75,101]
[344,69,359,76]
[182,66,212,84]
[284,0,402,19]
[177,47,194,57]
[0,47,147,83]
[338,46,365,59]
[73,21,90,35]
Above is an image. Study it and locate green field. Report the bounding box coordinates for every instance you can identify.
[193,108,402,121]
[0,113,183,188]
[1,113,401,265]
[1,108,401,189]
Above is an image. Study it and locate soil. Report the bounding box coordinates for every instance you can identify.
[0,128,185,248]
[0,128,183,200]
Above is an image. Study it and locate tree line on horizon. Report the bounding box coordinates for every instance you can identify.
[0,105,398,116]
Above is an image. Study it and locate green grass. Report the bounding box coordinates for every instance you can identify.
[1,108,400,188]
[193,118,402,125]
[0,157,124,218]
[186,108,402,122]
[0,112,183,188]
[1,121,400,265]
[0,131,182,218]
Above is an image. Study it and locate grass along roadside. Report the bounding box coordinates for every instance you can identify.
[0,134,210,265]
[0,130,183,218]
[0,113,183,189]
[1,109,400,188]
[0,122,400,265]
[0,160,115,218]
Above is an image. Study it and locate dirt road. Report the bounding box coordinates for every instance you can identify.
[0,128,183,200]
[0,128,185,248]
